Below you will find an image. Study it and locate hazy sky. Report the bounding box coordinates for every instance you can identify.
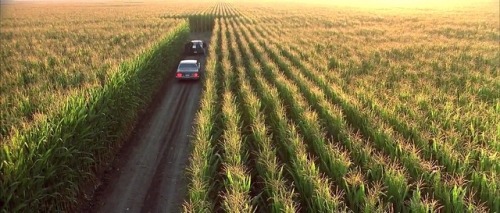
[1,0,498,9]
[280,0,498,8]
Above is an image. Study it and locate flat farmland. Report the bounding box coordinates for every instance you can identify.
[0,1,210,142]
[185,1,499,212]
[1,0,499,212]
[0,1,203,211]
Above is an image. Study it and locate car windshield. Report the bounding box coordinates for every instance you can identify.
[178,63,198,71]
[192,42,202,48]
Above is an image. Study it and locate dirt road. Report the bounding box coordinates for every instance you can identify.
[88,32,211,213]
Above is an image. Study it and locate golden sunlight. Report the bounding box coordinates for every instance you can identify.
[363,0,473,7]
[285,0,497,9]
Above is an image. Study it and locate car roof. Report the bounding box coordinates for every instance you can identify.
[179,59,198,64]
[191,40,203,43]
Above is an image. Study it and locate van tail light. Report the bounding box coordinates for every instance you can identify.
[193,73,199,78]
[176,73,182,78]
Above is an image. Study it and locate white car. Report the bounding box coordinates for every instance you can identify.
[176,60,200,80]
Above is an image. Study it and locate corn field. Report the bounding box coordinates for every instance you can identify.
[1,2,194,211]
[185,2,499,212]
[0,1,212,142]
[0,0,498,212]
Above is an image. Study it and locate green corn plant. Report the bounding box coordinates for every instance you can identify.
[383,165,410,212]
[470,171,499,212]
[409,181,441,213]
[364,181,386,213]
[344,170,367,212]
[222,165,254,212]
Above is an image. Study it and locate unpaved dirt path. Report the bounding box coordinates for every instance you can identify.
[88,32,211,213]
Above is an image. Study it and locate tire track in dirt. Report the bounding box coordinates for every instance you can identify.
[141,82,191,213]
[88,32,211,213]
